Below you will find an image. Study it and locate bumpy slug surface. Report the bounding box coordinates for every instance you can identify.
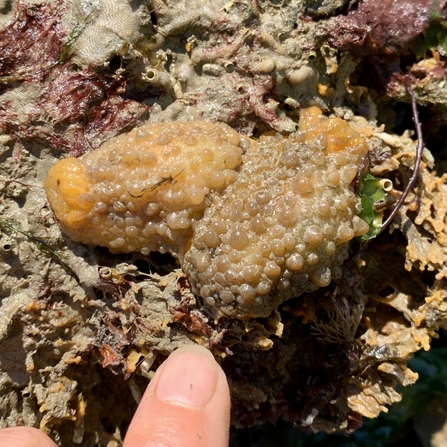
[45,108,370,319]
[183,107,370,318]
[44,121,245,258]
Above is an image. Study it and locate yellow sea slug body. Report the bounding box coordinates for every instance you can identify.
[44,158,95,227]
[44,121,245,259]
[184,107,370,318]
[45,108,370,319]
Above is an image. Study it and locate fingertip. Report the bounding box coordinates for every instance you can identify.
[0,426,58,447]
[154,345,220,408]
[124,345,231,447]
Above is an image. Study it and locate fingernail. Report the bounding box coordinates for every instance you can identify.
[154,345,218,408]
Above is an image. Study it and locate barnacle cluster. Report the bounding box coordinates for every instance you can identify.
[44,121,245,259]
[45,107,370,318]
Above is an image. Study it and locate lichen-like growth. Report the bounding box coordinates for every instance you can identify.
[45,108,370,318]
[44,121,245,259]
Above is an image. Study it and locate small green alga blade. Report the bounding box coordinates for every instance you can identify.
[358,173,387,242]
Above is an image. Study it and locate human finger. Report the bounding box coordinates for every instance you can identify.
[123,345,231,447]
[0,426,58,447]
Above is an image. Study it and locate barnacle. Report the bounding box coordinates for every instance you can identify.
[45,107,370,318]
[44,121,245,259]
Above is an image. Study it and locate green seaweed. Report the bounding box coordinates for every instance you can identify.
[416,11,447,57]
[357,174,387,242]
[58,8,97,63]
[58,23,87,63]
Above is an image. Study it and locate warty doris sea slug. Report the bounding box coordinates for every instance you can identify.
[44,107,370,319]
[184,107,370,318]
[44,121,246,260]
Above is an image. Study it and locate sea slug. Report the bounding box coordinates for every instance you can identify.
[44,121,245,260]
[184,107,370,318]
[45,107,370,318]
